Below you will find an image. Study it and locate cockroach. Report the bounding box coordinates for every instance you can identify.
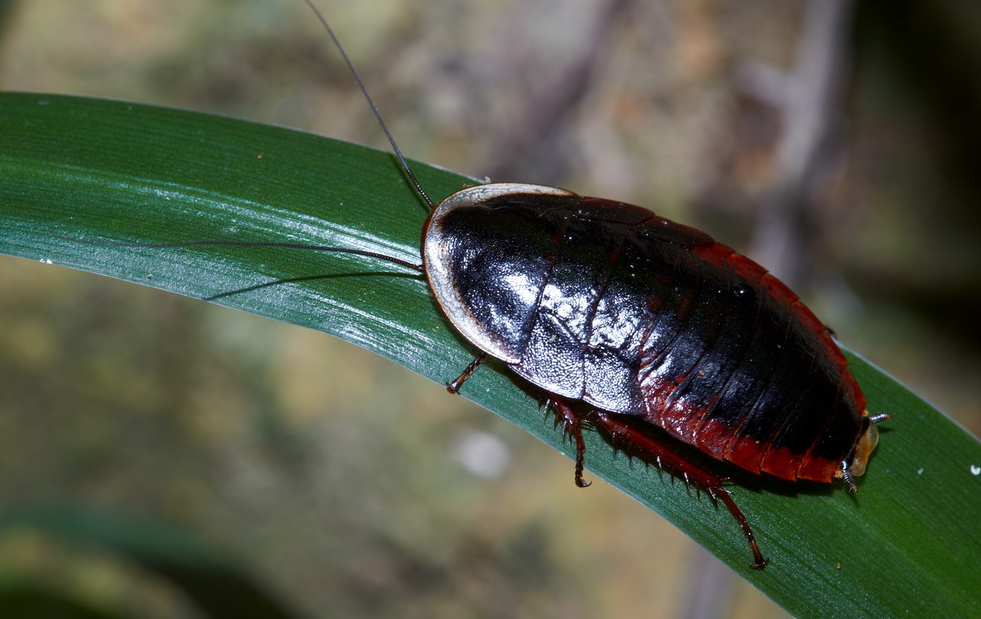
[144,0,889,570]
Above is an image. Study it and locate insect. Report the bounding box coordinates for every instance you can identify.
[152,0,888,570]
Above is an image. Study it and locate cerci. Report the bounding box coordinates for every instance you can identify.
[301,1,890,570]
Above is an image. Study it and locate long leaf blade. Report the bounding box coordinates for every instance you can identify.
[1,92,979,617]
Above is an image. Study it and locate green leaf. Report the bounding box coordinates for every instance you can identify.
[1,92,979,618]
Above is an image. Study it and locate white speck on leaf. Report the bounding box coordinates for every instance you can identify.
[39,258,53,265]
[917,468,924,475]
[970,465,980,476]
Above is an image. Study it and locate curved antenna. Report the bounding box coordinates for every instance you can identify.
[300,0,435,209]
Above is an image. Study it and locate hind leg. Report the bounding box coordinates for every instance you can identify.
[547,395,768,570]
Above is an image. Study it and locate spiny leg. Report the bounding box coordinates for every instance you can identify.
[547,395,591,488]
[591,411,768,570]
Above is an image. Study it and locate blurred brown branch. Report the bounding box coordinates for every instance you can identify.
[745,0,854,289]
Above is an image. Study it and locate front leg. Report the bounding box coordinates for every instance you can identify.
[445,352,487,394]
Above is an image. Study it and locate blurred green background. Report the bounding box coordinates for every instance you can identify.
[1,0,979,617]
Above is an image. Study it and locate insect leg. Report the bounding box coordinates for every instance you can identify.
[546,395,592,488]
[446,352,488,394]
[592,411,769,570]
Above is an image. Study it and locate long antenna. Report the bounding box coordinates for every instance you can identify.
[76,238,424,273]
[300,0,435,209]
